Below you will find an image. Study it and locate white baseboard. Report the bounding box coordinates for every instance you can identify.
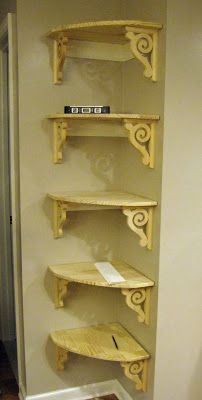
[19,379,132,400]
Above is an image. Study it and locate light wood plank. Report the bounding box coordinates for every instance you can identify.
[50,322,149,362]
[47,191,157,207]
[47,113,160,121]
[47,20,162,43]
[49,260,154,289]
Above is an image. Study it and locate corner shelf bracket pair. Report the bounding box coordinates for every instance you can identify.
[51,115,157,168]
[56,345,148,392]
[51,322,149,392]
[52,197,155,250]
[55,278,151,325]
[48,21,162,84]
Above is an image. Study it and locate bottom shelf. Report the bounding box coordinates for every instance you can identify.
[50,322,149,392]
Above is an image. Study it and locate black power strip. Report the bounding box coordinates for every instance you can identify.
[64,106,110,114]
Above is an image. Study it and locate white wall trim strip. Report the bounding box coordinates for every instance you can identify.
[19,379,133,400]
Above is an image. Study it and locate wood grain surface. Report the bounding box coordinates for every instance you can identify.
[48,191,157,207]
[50,322,149,362]
[49,259,154,289]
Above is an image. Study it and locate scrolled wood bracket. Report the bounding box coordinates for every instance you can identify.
[53,200,68,238]
[121,359,148,392]
[56,346,69,370]
[121,288,151,324]
[122,207,153,249]
[125,27,158,81]
[55,278,69,308]
[53,120,68,163]
[53,35,68,84]
[124,120,155,168]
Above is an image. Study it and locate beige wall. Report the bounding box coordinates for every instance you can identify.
[13,0,202,399]
[154,1,202,399]
[17,0,125,395]
[17,0,167,397]
[116,1,166,399]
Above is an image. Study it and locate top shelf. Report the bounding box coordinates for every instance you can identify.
[47,20,162,43]
[47,20,162,84]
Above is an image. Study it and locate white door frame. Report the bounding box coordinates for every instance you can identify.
[0,16,12,341]
[0,13,25,387]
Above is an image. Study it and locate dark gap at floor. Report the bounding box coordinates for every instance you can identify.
[0,341,119,399]
[90,396,119,400]
[0,341,19,399]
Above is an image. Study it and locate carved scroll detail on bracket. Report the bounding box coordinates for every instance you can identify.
[56,347,69,370]
[53,120,68,163]
[122,207,153,249]
[53,35,68,84]
[124,121,155,168]
[53,200,68,239]
[55,278,69,308]
[125,27,158,81]
[121,288,151,325]
[121,359,148,392]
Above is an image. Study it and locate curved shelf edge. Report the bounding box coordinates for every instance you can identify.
[47,20,162,38]
[50,322,150,392]
[49,260,154,324]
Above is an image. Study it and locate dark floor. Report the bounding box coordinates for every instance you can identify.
[0,341,118,400]
[91,396,118,400]
[0,341,19,400]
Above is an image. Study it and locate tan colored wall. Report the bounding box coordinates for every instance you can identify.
[16,0,168,397]
[17,0,125,395]
[154,1,202,399]
[17,1,202,399]
[116,1,166,399]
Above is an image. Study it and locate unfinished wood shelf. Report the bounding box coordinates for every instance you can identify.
[50,322,150,392]
[47,113,159,167]
[49,259,154,324]
[47,191,157,249]
[47,20,162,84]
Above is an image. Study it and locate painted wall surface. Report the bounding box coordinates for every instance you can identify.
[15,0,202,399]
[16,0,125,395]
[116,1,166,399]
[154,1,202,399]
[16,0,168,398]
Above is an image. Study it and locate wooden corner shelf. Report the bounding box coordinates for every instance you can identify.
[50,322,150,392]
[49,259,154,325]
[47,20,162,84]
[47,113,160,167]
[47,191,157,249]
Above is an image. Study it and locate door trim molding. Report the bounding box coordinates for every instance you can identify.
[0,12,25,389]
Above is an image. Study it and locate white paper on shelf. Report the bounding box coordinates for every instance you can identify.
[95,262,126,285]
